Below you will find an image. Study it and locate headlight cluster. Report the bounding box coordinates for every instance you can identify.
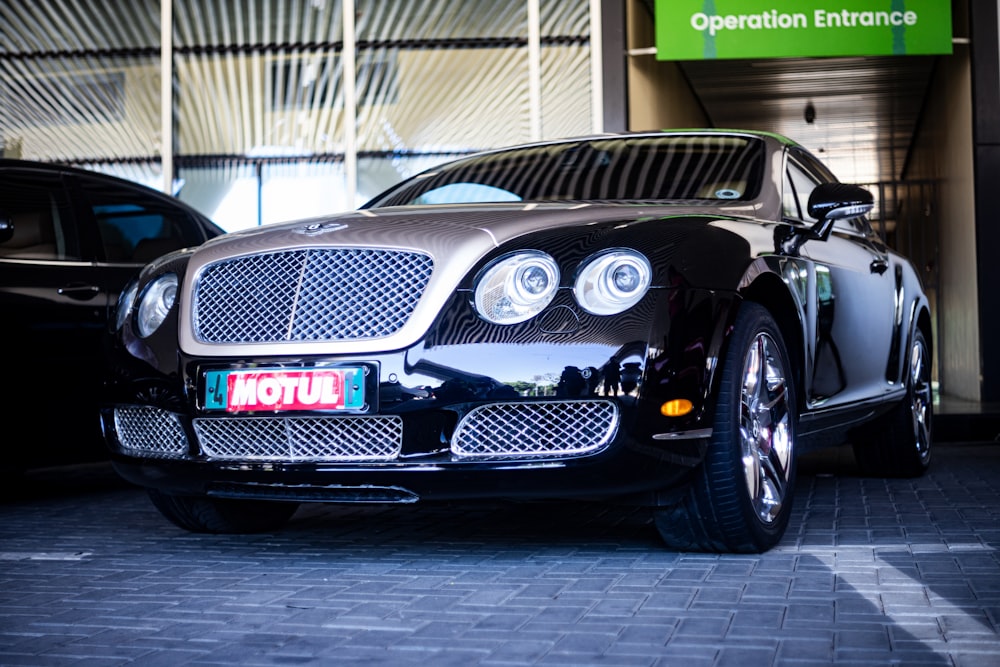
[116,273,178,337]
[474,251,560,325]
[114,279,139,331]
[473,249,651,324]
[574,250,652,315]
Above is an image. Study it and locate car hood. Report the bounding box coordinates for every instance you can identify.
[194,200,765,261]
[176,201,772,357]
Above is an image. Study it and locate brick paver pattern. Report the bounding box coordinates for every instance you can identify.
[1,444,998,666]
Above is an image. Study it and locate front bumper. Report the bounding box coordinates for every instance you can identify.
[102,395,707,504]
[102,284,732,504]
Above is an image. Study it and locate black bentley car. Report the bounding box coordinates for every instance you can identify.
[101,130,933,552]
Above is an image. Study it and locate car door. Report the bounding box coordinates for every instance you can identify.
[781,148,898,409]
[70,169,222,319]
[0,166,110,467]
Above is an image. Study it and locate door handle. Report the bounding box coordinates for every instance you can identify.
[870,257,888,275]
[58,284,100,301]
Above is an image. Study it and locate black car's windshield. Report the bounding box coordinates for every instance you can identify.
[366,135,765,207]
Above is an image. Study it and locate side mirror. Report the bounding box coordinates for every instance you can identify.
[0,212,13,244]
[775,183,875,256]
[806,183,874,240]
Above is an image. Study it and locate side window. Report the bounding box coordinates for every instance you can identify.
[783,161,821,223]
[0,172,80,261]
[79,175,203,263]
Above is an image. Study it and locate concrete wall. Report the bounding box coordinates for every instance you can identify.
[911,53,979,401]
[904,16,980,400]
[968,0,1000,403]
[624,1,707,131]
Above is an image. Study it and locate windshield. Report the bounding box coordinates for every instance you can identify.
[366,135,765,207]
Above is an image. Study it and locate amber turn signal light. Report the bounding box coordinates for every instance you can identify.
[660,399,694,417]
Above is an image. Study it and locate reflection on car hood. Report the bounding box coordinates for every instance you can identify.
[198,200,764,258]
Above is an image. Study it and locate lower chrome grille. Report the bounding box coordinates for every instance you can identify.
[451,400,618,458]
[193,415,403,462]
[114,406,188,457]
[114,401,618,464]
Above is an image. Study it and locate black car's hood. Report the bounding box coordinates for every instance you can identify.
[196,200,766,258]
[176,201,775,358]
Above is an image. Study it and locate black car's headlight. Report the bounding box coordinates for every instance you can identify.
[474,251,560,324]
[115,278,139,331]
[136,273,178,337]
[573,249,652,315]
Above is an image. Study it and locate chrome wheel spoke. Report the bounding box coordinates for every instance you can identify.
[910,339,932,458]
[740,332,792,524]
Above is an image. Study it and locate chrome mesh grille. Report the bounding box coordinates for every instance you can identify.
[114,406,188,457]
[451,400,618,458]
[193,415,403,462]
[193,248,433,344]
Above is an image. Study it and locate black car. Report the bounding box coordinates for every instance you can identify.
[101,130,933,552]
[0,159,224,470]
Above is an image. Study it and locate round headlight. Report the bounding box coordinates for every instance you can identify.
[573,249,652,315]
[136,273,178,337]
[474,251,560,324]
[115,279,139,331]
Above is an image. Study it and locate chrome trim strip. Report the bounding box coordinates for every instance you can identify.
[652,428,713,441]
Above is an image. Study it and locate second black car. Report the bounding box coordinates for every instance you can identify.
[0,159,223,471]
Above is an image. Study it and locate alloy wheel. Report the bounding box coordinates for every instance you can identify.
[740,332,793,524]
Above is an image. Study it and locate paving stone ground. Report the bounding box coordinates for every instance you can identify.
[1,443,998,666]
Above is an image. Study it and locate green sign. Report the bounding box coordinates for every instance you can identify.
[655,1,953,60]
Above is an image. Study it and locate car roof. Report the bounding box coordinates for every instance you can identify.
[455,129,799,155]
[0,157,220,226]
[0,157,166,189]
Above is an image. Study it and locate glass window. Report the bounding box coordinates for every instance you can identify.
[79,174,203,262]
[358,153,470,207]
[355,46,532,153]
[413,183,521,204]
[783,161,820,222]
[541,45,592,139]
[1,54,160,162]
[5,0,599,221]
[0,172,79,261]
[174,0,343,47]
[178,162,259,232]
[180,160,350,231]
[541,0,593,137]
[354,1,534,153]
[356,1,525,40]
[367,135,765,207]
[260,160,349,224]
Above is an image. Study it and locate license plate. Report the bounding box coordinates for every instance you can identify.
[203,367,366,412]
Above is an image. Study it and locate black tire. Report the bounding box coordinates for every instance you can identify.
[654,302,797,553]
[851,327,932,478]
[147,489,299,533]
